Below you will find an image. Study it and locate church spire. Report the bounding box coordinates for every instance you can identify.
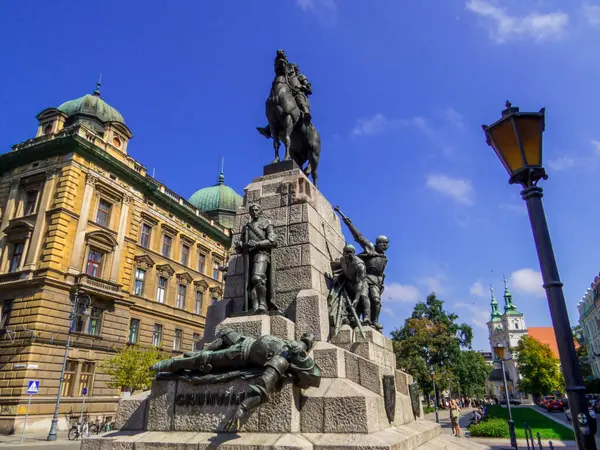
[490,284,502,321]
[217,157,225,185]
[503,276,520,315]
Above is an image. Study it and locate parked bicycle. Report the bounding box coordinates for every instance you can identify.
[68,415,92,441]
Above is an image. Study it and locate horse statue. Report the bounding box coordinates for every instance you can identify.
[257,50,321,187]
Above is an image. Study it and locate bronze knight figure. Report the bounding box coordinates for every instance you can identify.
[335,206,389,332]
[235,204,277,313]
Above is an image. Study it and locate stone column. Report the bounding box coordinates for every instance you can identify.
[0,179,21,253]
[22,169,59,270]
[110,195,131,282]
[68,173,96,275]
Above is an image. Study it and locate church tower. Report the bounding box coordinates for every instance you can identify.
[501,277,527,349]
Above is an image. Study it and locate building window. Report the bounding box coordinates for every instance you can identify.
[213,262,220,280]
[78,362,95,396]
[134,268,145,296]
[162,235,172,258]
[140,224,152,248]
[194,291,203,315]
[86,249,104,277]
[212,296,219,305]
[198,253,206,274]
[152,323,163,347]
[95,199,112,227]
[61,360,77,397]
[181,245,190,266]
[192,332,200,351]
[23,190,39,215]
[0,300,13,330]
[8,243,24,273]
[514,321,519,330]
[88,307,102,336]
[157,277,167,303]
[176,284,186,309]
[173,329,182,351]
[128,318,140,344]
[73,305,103,336]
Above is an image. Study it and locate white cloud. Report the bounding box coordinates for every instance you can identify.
[442,107,467,128]
[419,276,447,294]
[547,156,575,172]
[382,306,396,318]
[583,4,600,26]
[465,0,569,44]
[352,114,393,136]
[296,0,337,26]
[385,283,421,303]
[426,174,474,206]
[591,139,600,155]
[470,281,486,297]
[510,268,545,297]
[454,302,490,330]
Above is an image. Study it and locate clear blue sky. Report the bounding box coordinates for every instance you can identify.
[2,0,599,350]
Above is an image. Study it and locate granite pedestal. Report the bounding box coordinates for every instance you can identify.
[82,163,444,450]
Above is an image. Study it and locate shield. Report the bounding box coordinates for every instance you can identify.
[408,382,421,418]
[382,375,396,423]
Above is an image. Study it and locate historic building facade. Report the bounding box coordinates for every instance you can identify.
[0,84,232,433]
[578,275,600,379]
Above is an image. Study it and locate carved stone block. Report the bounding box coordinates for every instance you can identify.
[294,289,329,342]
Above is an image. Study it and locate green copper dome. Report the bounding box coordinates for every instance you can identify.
[58,83,125,124]
[188,172,243,229]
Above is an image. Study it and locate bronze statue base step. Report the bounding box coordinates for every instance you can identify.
[263,159,299,176]
[228,309,284,318]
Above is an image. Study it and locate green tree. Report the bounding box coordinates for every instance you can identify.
[514,335,564,397]
[100,345,162,394]
[452,350,491,398]
[391,293,473,398]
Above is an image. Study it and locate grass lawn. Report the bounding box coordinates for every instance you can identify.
[484,405,574,440]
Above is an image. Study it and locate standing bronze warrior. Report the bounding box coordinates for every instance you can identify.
[328,244,369,338]
[335,207,389,331]
[235,204,277,313]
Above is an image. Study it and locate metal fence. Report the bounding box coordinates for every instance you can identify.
[524,423,554,449]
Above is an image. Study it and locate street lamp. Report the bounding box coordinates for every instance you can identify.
[430,367,440,424]
[494,344,517,449]
[47,290,92,441]
[483,102,596,450]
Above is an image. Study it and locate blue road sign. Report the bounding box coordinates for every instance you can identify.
[82,387,87,395]
[26,380,39,395]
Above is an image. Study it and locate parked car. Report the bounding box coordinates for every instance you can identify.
[500,399,522,406]
[547,398,564,412]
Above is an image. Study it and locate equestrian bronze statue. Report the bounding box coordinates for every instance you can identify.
[257,49,321,187]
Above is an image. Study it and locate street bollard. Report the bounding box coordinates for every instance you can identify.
[537,432,542,449]
[549,441,554,450]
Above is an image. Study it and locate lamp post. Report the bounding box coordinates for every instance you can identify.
[47,290,92,441]
[431,367,439,424]
[482,102,596,450]
[494,344,517,449]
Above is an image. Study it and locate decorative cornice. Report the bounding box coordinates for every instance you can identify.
[176,272,194,285]
[161,223,178,236]
[209,286,223,297]
[9,178,21,189]
[134,254,155,270]
[156,263,175,278]
[45,168,59,180]
[140,211,159,226]
[85,173,97,186]
[194,280,209,292]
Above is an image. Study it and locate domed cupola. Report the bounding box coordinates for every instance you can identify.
[35,78,133,154]
[188,170,243,229]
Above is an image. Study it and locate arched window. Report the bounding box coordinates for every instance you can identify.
[514,321,519,330]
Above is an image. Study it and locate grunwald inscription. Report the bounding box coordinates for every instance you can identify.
[175,390,258,408]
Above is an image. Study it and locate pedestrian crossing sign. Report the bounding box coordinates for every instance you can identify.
[26,380,39,394]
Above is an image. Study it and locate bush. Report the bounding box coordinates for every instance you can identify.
[423,406,435,414]
[469,418,509,438]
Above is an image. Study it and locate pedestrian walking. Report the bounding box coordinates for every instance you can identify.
[450,399,462,437]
